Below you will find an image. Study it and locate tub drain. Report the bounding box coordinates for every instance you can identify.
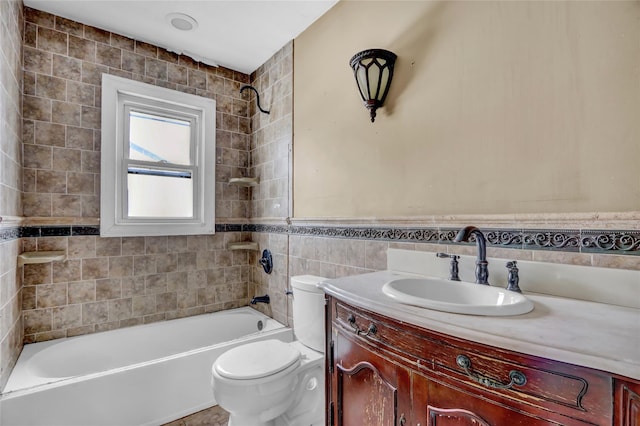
[257,320,264,331]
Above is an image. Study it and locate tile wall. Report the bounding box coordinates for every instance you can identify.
[19,7,255,344]
[0,0,23,217]
[248,231,289,326]
[248,42,292,220]
[21,232,252,343]
[246,43,293,325]
[0,0,24,390]
[287,234,640,279]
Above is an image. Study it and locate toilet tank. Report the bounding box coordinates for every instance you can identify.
[291,275,326,353]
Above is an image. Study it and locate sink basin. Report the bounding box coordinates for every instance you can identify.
[382,277,534,316]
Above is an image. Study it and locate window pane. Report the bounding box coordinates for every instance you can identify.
[129,111,192,165]
[127,172,193,218]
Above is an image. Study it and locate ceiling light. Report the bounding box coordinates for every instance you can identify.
[166,13,198,31]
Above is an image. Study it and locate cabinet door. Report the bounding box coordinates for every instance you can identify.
[332,330,411,426]
[420,376,558,426]
[616,379,640,426]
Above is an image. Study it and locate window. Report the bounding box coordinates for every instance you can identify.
[101,74,216,237]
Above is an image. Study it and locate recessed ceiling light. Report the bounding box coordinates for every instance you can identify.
[166,13,198,31]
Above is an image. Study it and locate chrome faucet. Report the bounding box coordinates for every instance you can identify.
[454,226,489,285]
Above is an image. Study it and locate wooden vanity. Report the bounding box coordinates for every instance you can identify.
[322,271,640,426]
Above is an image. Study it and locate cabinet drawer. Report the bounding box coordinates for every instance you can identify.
[332,300,612,425]
[427,378,558,426]
[432,345,612,425]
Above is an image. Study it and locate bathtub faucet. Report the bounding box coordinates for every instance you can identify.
[250,294,270,305]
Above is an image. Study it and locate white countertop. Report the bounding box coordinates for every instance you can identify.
[321,270,640,381]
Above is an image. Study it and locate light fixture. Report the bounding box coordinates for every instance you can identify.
[349,49,397,122]
[166,13,198,32]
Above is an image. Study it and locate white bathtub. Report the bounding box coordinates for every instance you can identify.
[0,307,292,426]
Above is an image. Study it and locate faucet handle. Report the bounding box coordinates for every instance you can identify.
[505,261,522,293]
[436,252,458,259]
[436,253,461,281]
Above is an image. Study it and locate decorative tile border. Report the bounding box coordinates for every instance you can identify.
[581,230,640,254]
[19,225,101,238]
[244,224,289,234]
[215,224,243,232]
[0,227,20,241]
[521,229,581,251]
[3,224,638,256]
[287,225,640,256]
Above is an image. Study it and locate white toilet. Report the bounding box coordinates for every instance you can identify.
[211,275,327,426]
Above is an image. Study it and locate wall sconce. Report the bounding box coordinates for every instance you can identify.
[349,49,397,122]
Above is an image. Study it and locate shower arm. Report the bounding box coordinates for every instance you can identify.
[240,85,270,114]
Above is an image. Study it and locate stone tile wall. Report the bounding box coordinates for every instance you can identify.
[0,1,23,217]
[287,234,640,281]
[249,231,288,324]
[19,8,255,343]
[246,43,293,324]
[248,41,292,220]
[21,232,252,343]
[0,0,23,390]
[0,236,22,389]
[288,235,389,279]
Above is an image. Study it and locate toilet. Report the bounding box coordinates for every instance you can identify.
[211,275,327,426]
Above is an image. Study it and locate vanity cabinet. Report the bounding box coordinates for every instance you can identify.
[616,379,640,426]
[326,295,627,426]
[332,330,412,425]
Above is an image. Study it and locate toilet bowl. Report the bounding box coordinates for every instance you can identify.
[211,275,327,426]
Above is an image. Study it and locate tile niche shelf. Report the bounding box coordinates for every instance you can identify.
[228,177,259,187]
[18,251,66,267]
[227,242,260,251]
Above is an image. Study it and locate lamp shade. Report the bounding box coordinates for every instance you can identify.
[349,49,397,122]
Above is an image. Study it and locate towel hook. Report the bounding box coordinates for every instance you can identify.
[240,85,270,114]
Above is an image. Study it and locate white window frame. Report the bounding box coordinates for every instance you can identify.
[101,74,216,237]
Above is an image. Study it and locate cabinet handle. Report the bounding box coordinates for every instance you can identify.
[347,314,377,336]
[456,354,527,390]
[398,413,406,425]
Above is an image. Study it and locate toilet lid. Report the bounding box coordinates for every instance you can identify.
[214,339,301,380]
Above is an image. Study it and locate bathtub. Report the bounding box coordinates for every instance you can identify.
[0,307,292,426]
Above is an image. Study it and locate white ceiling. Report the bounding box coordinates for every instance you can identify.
[23,0,338,74]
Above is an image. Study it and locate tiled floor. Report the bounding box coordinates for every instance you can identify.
[163,405,229,426]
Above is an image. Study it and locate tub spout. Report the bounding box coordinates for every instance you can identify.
[250,294,270,305]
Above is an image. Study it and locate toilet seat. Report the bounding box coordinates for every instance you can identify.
[214,339,301,380]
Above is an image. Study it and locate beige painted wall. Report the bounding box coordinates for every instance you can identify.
[293,1,640,217]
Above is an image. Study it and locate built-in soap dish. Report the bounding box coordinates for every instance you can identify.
[228,242,260,251]
[18,251,66,267]
[228,177,259,187]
